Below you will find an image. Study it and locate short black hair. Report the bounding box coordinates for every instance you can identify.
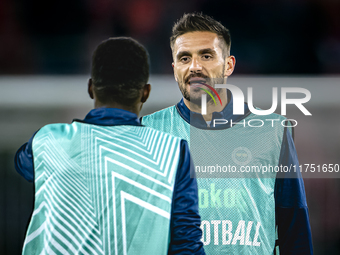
[170,13,231,57]
[91,37,149,105]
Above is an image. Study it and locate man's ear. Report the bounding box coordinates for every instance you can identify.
[141,84,151,103]
[224,56,236,77]
[88,78,94,99]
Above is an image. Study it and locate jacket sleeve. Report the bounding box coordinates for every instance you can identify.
[275,127,313,254]
[168,139,205,255]
[14,131,38,182]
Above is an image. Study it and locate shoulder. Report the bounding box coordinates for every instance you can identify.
[247,109,287,121]
[33,122,79,142]
[246,110,292,130]
[35,122,72,133]
[141,105,181,132]
[262,112,294,137]
[142,105,178,121]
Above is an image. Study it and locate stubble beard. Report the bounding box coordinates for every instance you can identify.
[178,72,225,106]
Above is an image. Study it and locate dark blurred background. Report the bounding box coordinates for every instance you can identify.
[1,0,340,75]
[1,0,340,254]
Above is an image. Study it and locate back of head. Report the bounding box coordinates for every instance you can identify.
[91,37,149,106]
[170,12,231,57]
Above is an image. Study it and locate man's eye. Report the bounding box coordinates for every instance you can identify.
[202,55,212,60]
[180,57,190,62]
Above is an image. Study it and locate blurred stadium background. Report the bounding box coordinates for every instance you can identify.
[1,0,339,254]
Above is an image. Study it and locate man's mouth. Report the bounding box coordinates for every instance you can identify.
[188,77,206,86]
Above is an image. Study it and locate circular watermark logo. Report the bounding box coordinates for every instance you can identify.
[232,147,252,165]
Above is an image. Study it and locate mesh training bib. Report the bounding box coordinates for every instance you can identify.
[24,122,181,255]
[142,105,287,255]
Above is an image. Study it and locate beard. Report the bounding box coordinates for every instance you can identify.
[177,71,225,106]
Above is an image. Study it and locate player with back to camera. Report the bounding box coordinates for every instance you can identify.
[15,37,205,255]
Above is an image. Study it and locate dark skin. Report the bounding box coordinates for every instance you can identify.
[88,78,151,116]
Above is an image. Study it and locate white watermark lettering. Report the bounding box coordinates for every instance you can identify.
[200,84,312,116]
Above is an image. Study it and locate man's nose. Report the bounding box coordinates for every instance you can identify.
[189,58,202,73]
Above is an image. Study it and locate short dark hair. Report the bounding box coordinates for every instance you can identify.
[91,37,149,105]
[170,13,231,57]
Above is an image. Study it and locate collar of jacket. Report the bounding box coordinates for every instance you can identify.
[175,96,250,130]
[74,107,142,126]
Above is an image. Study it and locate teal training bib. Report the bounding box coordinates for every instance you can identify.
[143,106,287,254]
[24,122,181,255]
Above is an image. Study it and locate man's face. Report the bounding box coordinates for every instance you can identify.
[172,31,233,104]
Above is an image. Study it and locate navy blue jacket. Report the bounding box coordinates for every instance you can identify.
[15,108,205,255]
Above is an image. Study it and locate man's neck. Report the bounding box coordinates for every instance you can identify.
[183,90,229,121]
